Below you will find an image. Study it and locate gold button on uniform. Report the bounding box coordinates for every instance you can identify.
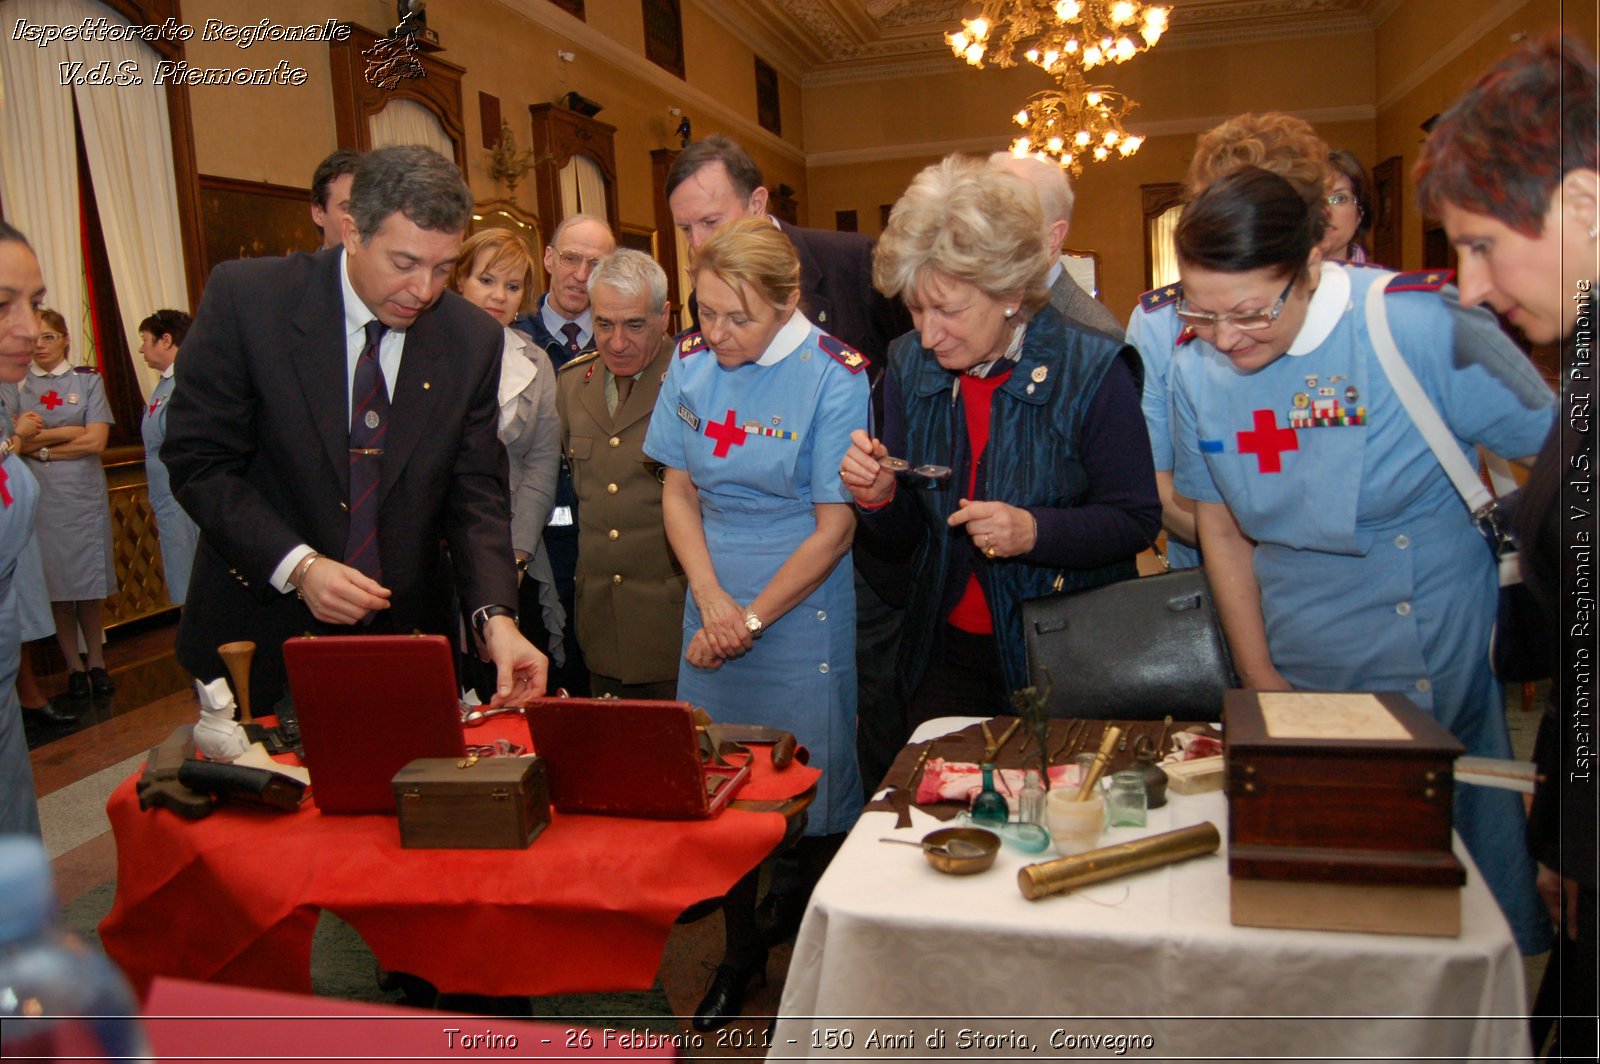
[607,483,619,495]
[608,529,620,541]
[612,573,623,585]
[609,436,621,448]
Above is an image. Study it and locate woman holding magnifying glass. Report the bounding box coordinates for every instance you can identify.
[840,155,1159,724]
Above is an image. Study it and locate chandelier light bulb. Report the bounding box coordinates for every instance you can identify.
[1056,0,1081,20]
[1084,44,1102,66]
[1074,130,1091,146]
[1115,37,1136,60]
[966,43,985,63]
[1048,136,1065,151]
[1015,109,1031,124]
[1094,145,1109,160]
[1110,2,1136,24]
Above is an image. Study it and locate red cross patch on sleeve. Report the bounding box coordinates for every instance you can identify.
[1386,269,1454,294]
[818,335,868,373]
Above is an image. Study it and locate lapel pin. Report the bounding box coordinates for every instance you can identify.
[423,381,431,390]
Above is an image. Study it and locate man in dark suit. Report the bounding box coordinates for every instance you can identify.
[165,145,546,713]
[666,135,913,942]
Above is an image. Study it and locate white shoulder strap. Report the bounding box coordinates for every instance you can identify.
[1362,275,1499,517]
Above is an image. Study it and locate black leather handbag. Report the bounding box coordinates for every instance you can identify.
[1021,568,1236,720]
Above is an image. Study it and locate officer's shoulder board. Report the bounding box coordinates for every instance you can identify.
[1138,283,1183,314]
[818,335,868,374]
[1386,269,1454,294]
[676,331,706,359]
[558,350,600,374]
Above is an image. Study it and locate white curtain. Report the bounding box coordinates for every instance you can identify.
[0,0,88,363]
[558,154,608,223]
[369,98,453,158]
[1151,203,1183,290]
[0,0,187,400]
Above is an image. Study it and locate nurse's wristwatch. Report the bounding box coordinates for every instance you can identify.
[743,608,765,639]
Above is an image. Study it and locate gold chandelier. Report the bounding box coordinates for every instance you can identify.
[1009,73,1144,176]
[948,0,1169,76]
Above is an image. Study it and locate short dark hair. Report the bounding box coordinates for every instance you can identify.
[665,135,764,201]
[1176,167,1323,277]
[347,145,473,241]
[311,149,362,208]
[1415,31,1599,236]
[1327,149,1373,247]
[139,308,193,347]
[0,221,32,247]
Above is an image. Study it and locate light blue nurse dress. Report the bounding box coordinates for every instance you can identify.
[1127,285,1202,569]
[1,434,43,835]
[141,369,197,604]
[19,365,117,600]
[1172,263,1556,953]
[0,385,53,642]
[644,314,869,835]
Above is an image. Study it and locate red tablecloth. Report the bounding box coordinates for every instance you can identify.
[145,978,683,1061]
[101,719,818,999]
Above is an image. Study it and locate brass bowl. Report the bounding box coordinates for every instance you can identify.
[921,827,1000,875]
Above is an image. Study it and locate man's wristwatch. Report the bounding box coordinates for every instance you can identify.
[36,446,49,463]
[472,605,518,641]
[744,608,765,638]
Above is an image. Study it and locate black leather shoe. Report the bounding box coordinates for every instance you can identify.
[65,671,91,701]
[692,952,767,1032]
[89,666,115,696]
[22,700,79,726]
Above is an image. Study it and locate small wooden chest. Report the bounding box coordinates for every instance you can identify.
[393,756,551,849]
[1224,690,1465,887]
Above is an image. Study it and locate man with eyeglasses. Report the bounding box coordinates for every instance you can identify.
[512,213,616,695]
[554,250,682,699]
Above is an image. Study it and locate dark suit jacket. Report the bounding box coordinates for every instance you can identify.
[163,248,514,711]
[774,219,912,370]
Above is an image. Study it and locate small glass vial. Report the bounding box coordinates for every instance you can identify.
[970,762,1010,826]
[1017,768,1047,826]
[1105,770,1148,828]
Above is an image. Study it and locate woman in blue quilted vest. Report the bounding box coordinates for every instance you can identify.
[840,154,1160,726]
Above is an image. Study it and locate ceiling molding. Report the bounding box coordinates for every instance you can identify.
[1374,0,1528,112]
[805,104,1376,167]
[491,0,806,165]
[804,54,964,87]
[696,0,822,81]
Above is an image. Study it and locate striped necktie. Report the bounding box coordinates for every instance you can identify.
[345,319,388,583]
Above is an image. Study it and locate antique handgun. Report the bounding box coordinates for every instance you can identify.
[137,726,213,819]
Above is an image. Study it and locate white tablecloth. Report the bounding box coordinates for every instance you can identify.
[771,719,1531,1061]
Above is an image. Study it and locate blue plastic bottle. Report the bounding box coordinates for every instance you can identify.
[0,835,150,1062]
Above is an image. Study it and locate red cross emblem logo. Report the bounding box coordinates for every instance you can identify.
[1237,409,1299,473]
[39,390,63,411]
[705,409,748,458]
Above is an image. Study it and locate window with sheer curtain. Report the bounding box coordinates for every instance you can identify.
[369,98,455,159]
[0,0,188,403]
[558,156,610,224]
[1150,204,1183,290]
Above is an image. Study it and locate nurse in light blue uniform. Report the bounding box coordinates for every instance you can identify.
[137,310,198,604]
[1170,169,1555,953]
[0,223,48,837]
[1127,286,1201,568]
[643,218,867,1030]
[0,385,54,646]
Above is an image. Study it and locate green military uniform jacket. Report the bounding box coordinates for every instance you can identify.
[554,338,684,685]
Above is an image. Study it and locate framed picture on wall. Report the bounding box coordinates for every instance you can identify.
[643,0,685,79]
[755,57,781,136]
[198,175,321,277]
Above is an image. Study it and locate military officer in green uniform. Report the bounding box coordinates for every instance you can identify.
[555,250,683,699]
